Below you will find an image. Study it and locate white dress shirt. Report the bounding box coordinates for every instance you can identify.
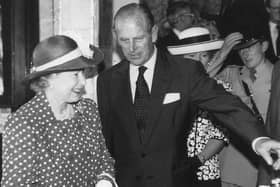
[129,47,157,101]
[269,21,278,54]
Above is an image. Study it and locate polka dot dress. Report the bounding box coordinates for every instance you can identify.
[187,109,228,181]
[2,92,115,186]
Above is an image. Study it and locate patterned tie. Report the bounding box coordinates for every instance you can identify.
[134,66,150,143]
[276,25,280,56]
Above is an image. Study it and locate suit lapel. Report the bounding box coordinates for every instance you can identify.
[112,60,142,148]
[144,51,172,144]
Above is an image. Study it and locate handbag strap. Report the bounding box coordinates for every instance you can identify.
[242,81,264,124]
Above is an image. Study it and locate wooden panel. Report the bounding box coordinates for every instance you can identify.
[99,0,113,68]
[0,0,39,110]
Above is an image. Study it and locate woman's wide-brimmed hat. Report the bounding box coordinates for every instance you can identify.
[167,27,224,55]
[24,35,104,83]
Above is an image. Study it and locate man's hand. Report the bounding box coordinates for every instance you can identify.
[255,138,280,170]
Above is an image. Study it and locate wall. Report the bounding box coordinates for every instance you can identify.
[39,0,99,49]
[113,0,139,14]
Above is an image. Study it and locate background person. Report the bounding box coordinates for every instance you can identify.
[157,1,220,50]
[168,26,243,187]
[168,27,230,187]
[1,35,116,187]
[218,35,273,187]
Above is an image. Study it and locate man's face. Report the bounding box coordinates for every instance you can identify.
[267,0,280,23]
[114,16,157,66]
[168,8,195,31]
[238,42,265,69]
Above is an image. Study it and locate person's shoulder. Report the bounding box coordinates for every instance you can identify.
[163,51,204,72]
[160,49,197,66]
[10,96,38,119]
[98,59,128,79]
[273,60,280,69]
[4,97,39,135]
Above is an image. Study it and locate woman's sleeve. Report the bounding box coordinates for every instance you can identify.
[1,114,39,186]
[207,122,229,144]
[88,101,117,187]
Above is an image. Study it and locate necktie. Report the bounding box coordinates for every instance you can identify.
[134,66,150,143]
[249,68,256,82]
[276,25,280,56]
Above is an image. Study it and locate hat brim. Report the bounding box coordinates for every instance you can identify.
[23,46,104,84]
[168,40,224,55]
[23,56,96,84]
[233,39,260,50]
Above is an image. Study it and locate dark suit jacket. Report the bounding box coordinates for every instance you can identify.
[258,61,280,185]
[156,30,179,50]
[264,23,280,64]
[97,49,266,187]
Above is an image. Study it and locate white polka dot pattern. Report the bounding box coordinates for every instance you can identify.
[2,92,115,186]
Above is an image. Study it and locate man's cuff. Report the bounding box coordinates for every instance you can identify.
[252,137,271,154]
[97,172,118,187]
[96,180,113,187]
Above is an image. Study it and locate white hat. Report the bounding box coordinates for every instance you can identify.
[167,27,224,55]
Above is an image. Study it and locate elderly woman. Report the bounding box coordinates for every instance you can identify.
[1,35,117,187]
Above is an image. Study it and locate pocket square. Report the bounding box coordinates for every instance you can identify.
[163,93,180,104]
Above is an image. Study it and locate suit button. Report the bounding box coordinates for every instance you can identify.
[141,153,146,158]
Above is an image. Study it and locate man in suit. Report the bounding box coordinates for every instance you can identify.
[97,3,280,187]
[257,60,280,187]
[263,0,280,63]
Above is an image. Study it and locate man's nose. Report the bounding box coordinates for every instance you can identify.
[79,73,86,86]
[241,49,250,58]
[129,40,137,52]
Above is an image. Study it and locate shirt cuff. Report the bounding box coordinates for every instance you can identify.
[97,172,118,187]
[252,137,271,154]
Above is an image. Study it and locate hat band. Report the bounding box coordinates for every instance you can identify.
[169,34,211,46]
[31,48,83,73]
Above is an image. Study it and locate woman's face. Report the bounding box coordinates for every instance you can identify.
[183,51,211,69]
[47,70,86,103]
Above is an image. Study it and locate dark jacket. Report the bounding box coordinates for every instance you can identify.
[97,49,266,187]
[258,60,280,185]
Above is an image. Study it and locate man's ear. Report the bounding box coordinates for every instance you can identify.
[112,29,117,42]
[262,40,269,52]
[151,25,159,43]
[266,6,271,14]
